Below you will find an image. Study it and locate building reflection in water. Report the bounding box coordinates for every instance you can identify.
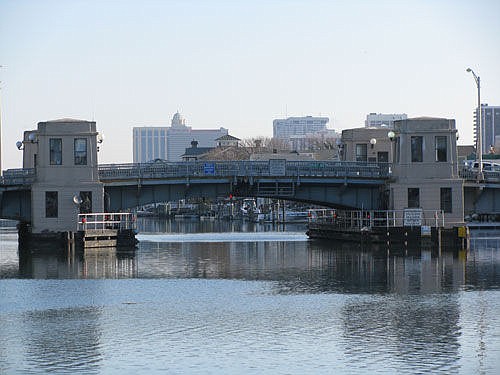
[18,249,137,279]
[11,235,500,293]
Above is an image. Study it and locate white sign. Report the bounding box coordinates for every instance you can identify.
[404,208,422,227]
[421,225,431,236]
[269,159,286,176]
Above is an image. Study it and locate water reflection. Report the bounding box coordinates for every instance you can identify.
[137,216,302,234]
[18,249,137,279]
[2,231,498,296]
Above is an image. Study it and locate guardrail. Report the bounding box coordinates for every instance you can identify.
[308,209,445,229]
[459,166,500,182]
[98,161,392,180]
[0,168,36,185]
[77,212,136,232]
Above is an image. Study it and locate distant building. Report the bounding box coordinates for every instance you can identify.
[133,112,228,162]
[365,113,407,128]
[181,133,242,161]
[272,116,333,151]
[215,134,240,148]
[475,104,500,154]
[181,140,213,162]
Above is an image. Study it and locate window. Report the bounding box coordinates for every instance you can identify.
[50,138,62,165]
[79,191,92,214]
[435,136,447,162]
[74,138,87,165]
[411,136,423,162]
[440,187,452,213]
[45,191,58,218]
[355,144,367,162]
[408,188,420,208]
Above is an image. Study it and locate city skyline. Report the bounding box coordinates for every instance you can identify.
[1,0,499,169]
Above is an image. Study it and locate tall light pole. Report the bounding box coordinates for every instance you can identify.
[466,67,484,181]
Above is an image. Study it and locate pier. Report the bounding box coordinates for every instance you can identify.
[306,209,468,250]
[76,213,137,248]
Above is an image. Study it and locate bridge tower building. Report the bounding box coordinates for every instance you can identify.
[390,117,464,227]
[23,119,104,234]
[341,117,464,227]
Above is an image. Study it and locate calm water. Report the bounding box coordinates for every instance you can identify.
[1,218,500,374]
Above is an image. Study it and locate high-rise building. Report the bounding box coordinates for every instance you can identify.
[133,112,228,162]
[365,113,407,128]
[475,104,500,154]
[273,116,333,150]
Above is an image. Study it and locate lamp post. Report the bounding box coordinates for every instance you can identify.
[466,67,484,181]
[387,131,395,175]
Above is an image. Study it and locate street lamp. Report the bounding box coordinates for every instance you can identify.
[466,67,484,181]
[387,131,395,174]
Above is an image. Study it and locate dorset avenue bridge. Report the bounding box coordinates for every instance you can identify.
[0,160,390,222]
[2,159,499,223]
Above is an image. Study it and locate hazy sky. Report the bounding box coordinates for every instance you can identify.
[1,0,499,169]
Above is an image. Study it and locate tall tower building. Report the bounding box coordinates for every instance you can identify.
[272,116,335,150]
[475,104,500,154]
[133,112,228,162]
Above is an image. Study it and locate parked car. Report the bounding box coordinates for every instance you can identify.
[465,160,500,172]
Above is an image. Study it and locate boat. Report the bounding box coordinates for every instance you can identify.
[240,198,264,222]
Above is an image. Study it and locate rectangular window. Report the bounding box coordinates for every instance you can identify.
[435,136,447,162]
[411,136,423,162]
[49,138,62,165]
[79,191,92,214]
[408,188,420,208]
[45,191,58,218]
[355,144,367,162]
[74,138,88,165]
[440,187,452,213]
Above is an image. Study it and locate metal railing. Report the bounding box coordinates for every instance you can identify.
[459,165,500,182]
[1,168,36,185]
[97,160,391,180]
[308,209,445,229]
[77,212,137,232]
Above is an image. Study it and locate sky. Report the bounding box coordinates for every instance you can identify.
[1,0,499,169]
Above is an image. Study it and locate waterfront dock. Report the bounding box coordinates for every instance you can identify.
[306,209,467,250]
[76,213,137,248]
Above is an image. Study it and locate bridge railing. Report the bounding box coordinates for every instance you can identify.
[98,161,391,180]
[0,168,36,185]
[459,165,500,182]
[77,212,137,232]
[308,209,445,229]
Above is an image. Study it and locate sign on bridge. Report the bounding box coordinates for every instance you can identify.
[269,159,286,176]
[204,163,215,176]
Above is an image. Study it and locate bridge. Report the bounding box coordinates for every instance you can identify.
[2,159,500,223]
[0,160,391,222]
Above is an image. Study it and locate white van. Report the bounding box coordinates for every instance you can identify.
[469,160,500,172]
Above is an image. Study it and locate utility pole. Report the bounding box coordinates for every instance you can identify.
[466,68,484,182]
